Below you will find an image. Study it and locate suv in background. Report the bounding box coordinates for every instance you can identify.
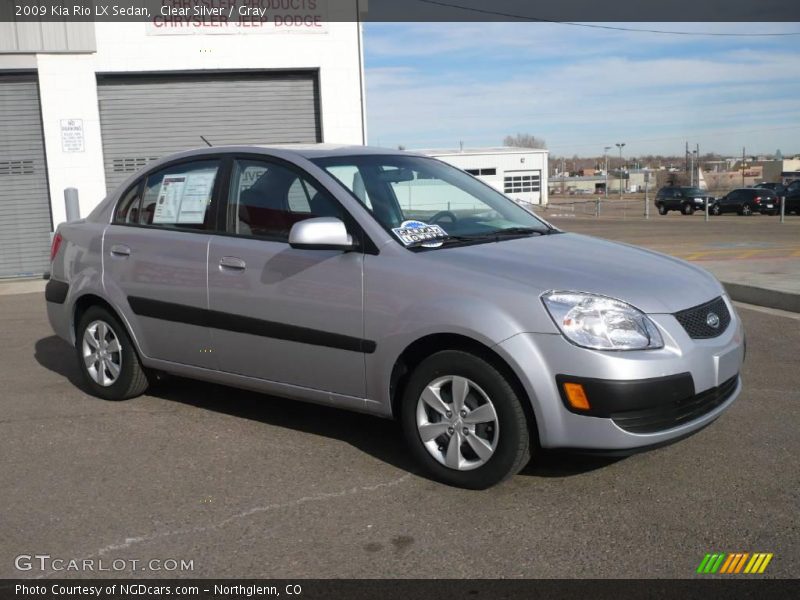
[782,180,800,214]
[711,188,779,216]
[655,186,715,215]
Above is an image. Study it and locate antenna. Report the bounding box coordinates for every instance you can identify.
[200,136,213,147]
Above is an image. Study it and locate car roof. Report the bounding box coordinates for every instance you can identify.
[162,143,417,161]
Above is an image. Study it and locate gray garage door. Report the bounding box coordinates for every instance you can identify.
[0,74,52,278]
[97,71,321,193]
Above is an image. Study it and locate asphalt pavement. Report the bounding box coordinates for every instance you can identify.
[1,293,798,579]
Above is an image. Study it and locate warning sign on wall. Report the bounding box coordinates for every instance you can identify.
[60,119,85,153]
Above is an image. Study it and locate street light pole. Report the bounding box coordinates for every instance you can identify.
[616,143,625,200]
[604,146,611,200]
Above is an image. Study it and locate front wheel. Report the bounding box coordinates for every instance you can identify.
[711,204,721,216]
[682,203,695,215]
[400,350,531,489]
[75,306,149,400]
[657,204,668,215]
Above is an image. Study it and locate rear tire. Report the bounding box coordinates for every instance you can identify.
[75,306,149,400]
[400,350,531,489]
[741,204,752,216]
[657,204,668,215]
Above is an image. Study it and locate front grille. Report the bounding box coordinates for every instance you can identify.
[674,296,730,339]
[611,376,738,434]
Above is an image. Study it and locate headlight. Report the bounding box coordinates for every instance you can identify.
[542,291,663,350]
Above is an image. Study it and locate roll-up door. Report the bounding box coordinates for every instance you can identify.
[97,71,321,193]
[0,74,52,278]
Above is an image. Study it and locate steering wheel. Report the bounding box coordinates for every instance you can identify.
[429,210,458,225]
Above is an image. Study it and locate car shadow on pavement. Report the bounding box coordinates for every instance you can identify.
[35,334,622,482]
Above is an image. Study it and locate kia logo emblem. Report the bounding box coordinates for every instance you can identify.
[706,312,720,329]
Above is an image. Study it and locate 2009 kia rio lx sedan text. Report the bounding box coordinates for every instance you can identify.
[45,145,745,489]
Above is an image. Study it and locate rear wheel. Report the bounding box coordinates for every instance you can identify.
[400,350,531,489]
[75,306,149,400]
[657,204,668,215]
[741,204,752,216]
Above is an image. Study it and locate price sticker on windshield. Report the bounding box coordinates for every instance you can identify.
[392,220,449,247]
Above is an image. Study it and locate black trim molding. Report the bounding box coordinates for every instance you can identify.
[45,280,69,304]
[555,372,695,417]
[128,296,376,354]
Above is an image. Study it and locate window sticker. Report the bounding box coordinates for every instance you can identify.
[391,220,449,248]
[152,169,216,225]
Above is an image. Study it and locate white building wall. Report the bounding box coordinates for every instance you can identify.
[9,21,364,228]
[425,149,549,206]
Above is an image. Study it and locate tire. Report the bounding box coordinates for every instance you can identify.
[75,305,149,400]
[400,350,531,489]
[741,204,752,216]
[682,203,694,215]
[657,204,668,216]
[711,205,721,216]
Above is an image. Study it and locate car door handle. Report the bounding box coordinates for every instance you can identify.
[110,244,131,257]
[219,256,246,271]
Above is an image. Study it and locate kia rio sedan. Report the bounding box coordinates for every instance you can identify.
[46,145,745,489]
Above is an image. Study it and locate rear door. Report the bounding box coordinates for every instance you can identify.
[206,156,367,398]
[103,158,222,368]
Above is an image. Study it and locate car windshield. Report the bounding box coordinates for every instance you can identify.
[311,154,551,246]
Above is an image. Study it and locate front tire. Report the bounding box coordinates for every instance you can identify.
[682,203,695,215]
[400,350,531,489]
[711,204,721,216]
[75,306,149,400]
[657,204,668,215]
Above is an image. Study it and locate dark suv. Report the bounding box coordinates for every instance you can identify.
[655,186,715,215]
[783,180,800,214]
[711,188,779,216]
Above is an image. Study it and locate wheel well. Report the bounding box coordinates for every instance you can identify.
[389,333,538,440]
[72,294,125,343]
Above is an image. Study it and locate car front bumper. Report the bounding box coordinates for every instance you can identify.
[496,295,745,450]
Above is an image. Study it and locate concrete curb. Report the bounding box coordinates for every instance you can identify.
[723,281,800,314]
[0,278,46,297]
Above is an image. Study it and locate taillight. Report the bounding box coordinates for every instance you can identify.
[50,232,63,262]
[754,197,761,204]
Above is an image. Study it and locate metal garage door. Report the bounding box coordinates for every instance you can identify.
[0,74,52,278]
[97,71,321,193]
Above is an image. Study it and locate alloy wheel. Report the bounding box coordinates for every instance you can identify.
[82,320,123,387]
[416,375,499,471]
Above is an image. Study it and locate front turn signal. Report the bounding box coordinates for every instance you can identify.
[563,382,590,411]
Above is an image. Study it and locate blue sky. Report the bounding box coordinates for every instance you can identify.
[363,22,800,156]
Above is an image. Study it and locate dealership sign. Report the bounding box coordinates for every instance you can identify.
[146,0,329,34]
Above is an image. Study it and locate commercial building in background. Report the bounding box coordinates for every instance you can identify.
[0,14,365,278]
[421,148,549,206]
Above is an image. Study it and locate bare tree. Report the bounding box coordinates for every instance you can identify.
[503,133,547,149]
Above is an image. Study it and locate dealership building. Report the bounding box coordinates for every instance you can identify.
[421,147,549,207]
[0,15,365,278]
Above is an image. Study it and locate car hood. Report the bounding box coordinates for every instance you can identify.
[422,232,724,314]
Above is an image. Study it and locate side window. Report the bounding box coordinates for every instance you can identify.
[139,160,220,230]
[113,184,142,224]
[228,159,345,241]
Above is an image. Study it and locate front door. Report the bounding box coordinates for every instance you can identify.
[103,158,221,368]
[206,157,366,398]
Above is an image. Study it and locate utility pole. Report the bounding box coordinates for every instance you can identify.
[616,142,626,199]
[742,147,746,187]
[604,146,611,200]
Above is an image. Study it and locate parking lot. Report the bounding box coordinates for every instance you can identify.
[2,280,799,578]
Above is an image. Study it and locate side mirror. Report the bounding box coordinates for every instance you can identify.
[289,217,354,251]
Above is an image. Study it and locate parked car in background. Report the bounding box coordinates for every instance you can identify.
[753,182,787,197]
[655,186,715,215]
[782,180,800,214]
[45,145,745,489]
[711,188,779,216]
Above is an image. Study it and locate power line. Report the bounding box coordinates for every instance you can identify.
[415,0,800,37]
